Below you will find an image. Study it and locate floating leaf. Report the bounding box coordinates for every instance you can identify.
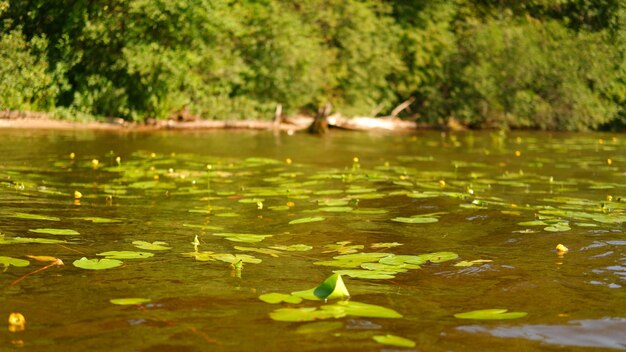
[8,213,60,221]
[323,242,364,254]
[323,301,402,319]
[391,217,438,224]
[75,217,122,223]
[97,251,154,259]
[132,241,171,250]
[0,256,30,270]
[352,208,389,215]
[110,298,151,305]
[333,270,396,280]
[518,220,548,226]
[270,244,313,252]
[454,309,528,320]
[269,307,345,322]
[371,242,403,249]
[361,262,412,272]
[454,259,493,267]
[318,207,353,213]
[0,236,67,244]
[289,217,325,225]
[28,228,80,236]
[183,251,215,261]
[73,257,122,270]
[419,252,459,263]
[259,293,303,304]
[182,224,224,230]
[544,224,571,232]
[373,334,416,348]
[314,273,350,300]
[212,233,272,243]
[234,246,281,257]
[379,254,426,266]
[211,253,262,264]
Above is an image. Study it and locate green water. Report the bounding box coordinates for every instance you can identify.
[1,130,625,351]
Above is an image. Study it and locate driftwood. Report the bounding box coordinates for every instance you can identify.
[390,97,415,118]
[0,109,421,132]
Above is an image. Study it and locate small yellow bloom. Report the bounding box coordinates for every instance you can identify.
[69,152,75,159]
[514,150,521,157]
[353,157,359,163]
[286,201,295,207]
[73,190,83,199]
[91,159,99,167]
[8,312,25,332]
[439,180,446,187]
[285,158,292,165]
[556,244,569,253]
[607,159,612,165]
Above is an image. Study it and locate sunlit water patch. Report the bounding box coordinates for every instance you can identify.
[0,130,624,351]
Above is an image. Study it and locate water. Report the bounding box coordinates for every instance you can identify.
[0,130,625,351]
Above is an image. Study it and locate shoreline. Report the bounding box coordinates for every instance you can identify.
[0,111,430,132]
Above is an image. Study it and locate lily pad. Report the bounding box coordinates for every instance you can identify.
[323,301,403,318]
[379,254,426,266]
[373,334,416,348]
[419,251,459,263]
[97,251,154,259]
[182,224,224,230]
[8,213,60,221]
[270,244,313,252]
[259,293,303,304]
[0,256,30,270]
[295,321,344,334]
[333,269,396,280]
[391,217,438,224]
[318,207,353,213]
[28,228,80,236]
[110,298,151,305]
[213,233,272,243]
[211,253,262,264]
[289,217,325,225]
[73,257,123,270]
[269,307,345,322]
[234,246,281,257]
[75,217,122,223]
[454,309,528,320]
[371,242,403,249]
[0,236,67,244]
[132,241,171,250]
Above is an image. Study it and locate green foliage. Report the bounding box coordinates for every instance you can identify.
[0,0,623,129]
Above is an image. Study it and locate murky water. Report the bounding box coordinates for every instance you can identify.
[0,130,625,351]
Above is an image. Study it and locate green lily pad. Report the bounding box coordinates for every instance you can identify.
[289,217,325,225]
[182,224,224,230]
[333,269,396,280]
[0,256,30,270]
[373,334,416,348]
[391,217,438,224]
[73,257,123,270]
[0,236,67,244]
[28,228,80,236]
[361,262,413,272]
[454,309,528,320]
[371,242,403,249]
[379,254,426,266]
[97,251,154,259]
[518,220,548,226]
[132,241,171,250]
[270,244,313,252]
[213,233,272,243]
[269,307,345,322]
[313,273,350,300]
[234,246,281,257]
[352,208,389,215]
[110,298,151,305]
[323,301,403,318]
[318,207,353,213]
[544,224,571,232]
[211,253,262,264]
[419,251,459,263]
[259,293,303,304]
[75,217,122,223]
[8,212,60,221]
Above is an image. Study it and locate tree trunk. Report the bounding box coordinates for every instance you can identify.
[308,102,332,134]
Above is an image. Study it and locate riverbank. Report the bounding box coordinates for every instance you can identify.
[0,110,434,132]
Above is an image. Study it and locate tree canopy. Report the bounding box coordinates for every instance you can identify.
[1,0,624,130]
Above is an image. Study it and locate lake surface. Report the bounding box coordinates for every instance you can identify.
[1,130,625,351]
